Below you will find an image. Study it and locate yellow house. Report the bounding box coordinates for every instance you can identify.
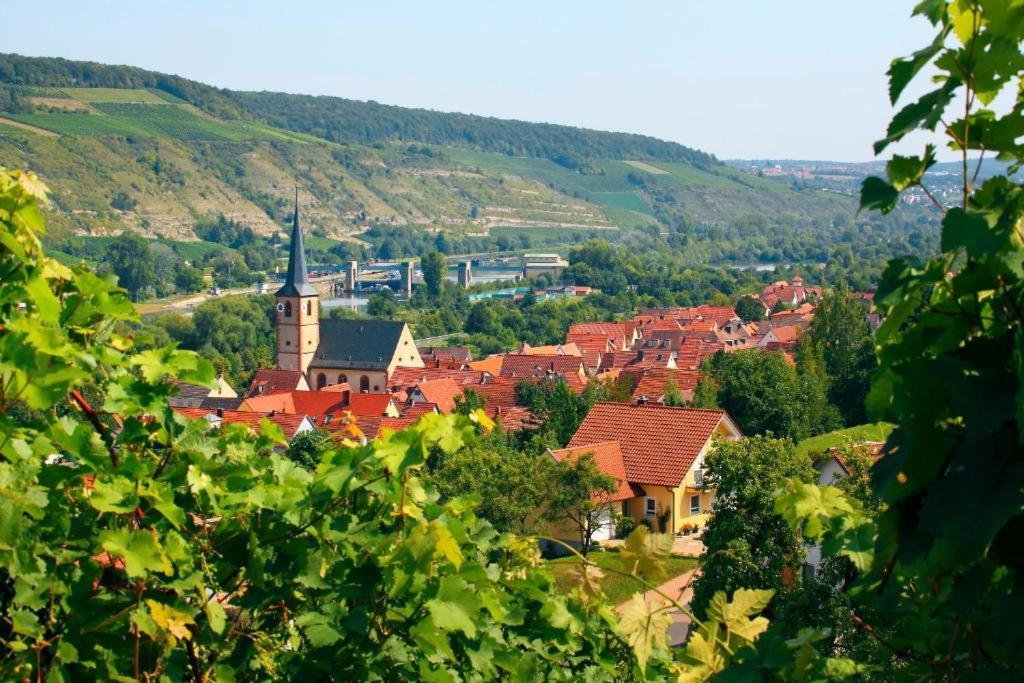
[556,401,742,539]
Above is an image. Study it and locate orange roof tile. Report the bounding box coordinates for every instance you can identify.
[241,392,295,414]
[348,393,397,416]
[466,355,505,376]
[568,402,737,486]
[550,441,636,502]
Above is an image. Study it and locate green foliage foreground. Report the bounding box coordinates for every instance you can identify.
[0,170,788,681]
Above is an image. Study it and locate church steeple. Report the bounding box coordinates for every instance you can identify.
[274,187,320,375]
[276,187,317,297]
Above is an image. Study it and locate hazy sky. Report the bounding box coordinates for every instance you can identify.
[6,1,938,161]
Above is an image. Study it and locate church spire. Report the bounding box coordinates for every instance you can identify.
[276,186,317,297]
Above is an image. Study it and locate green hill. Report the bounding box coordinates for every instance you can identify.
[0,52,857,255]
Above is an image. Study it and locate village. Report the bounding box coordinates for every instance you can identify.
[169,201,881,585]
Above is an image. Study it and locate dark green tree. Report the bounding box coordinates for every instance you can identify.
[545,454,617,557]
[702,350,809,440]
[691,435,814,619]
[174,264,205,294]
[807,283,875,425]
[105,230,156,299]
[285,427,334,470]
[420,251,447,297]
[734,295,766,321]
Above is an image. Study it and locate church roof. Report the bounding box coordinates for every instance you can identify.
[276,189,317,298]
[311,319,409,370]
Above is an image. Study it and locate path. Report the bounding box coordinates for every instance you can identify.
[617,568,700,647]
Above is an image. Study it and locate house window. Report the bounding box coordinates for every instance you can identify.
[316,373,327,390]
[694,468,704,487]
[802,562,817,581]
[689,495,701,515]
[360,375,370,392]
[306,300,312,316]
[284,301,292,317]
[645,498,656,516]
[338,374,347,384]
[622,499,631,517]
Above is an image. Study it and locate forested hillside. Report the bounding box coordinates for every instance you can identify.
[0,53,713,169]
[0,51,936,275]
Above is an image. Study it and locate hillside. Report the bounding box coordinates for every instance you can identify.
[0,52,854,252]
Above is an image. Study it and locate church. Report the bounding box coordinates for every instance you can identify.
[274,196,423,392]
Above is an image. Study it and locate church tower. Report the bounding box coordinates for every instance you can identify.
[275,189,320,374]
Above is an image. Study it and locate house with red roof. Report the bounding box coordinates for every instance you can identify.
[558,402,742,539]
[246,369,310,398]
[498,354,587,385]
[407,378,463,414]
[756,324,803,352]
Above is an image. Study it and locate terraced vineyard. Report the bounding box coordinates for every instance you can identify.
[6,98,311,142]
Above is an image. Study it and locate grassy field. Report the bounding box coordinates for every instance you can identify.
[796,422,895,458]
[548,551,697,605]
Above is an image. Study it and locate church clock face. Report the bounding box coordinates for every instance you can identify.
[276,303,286,313]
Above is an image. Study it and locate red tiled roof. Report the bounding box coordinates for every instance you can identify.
[696,305,739,326]
[246,369,307,398]
[348,393,397,416]
[623,368,700,403]
[418,346,472,363]
[499,354,585,380]
[567,322,629,343]
[404,402,438,418]
[412,378,463,414]
[466,355,505,376]
[767,325,802,344]
[472,376,522,408]
[566,335,615,370]
[389,366,486,389]
[485,405,541,431]
[550,441,636,502]
[241,392,295,414]
[320,382,353,393]
[568,402,736,486]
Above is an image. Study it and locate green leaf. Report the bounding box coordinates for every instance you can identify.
[941,207,1003,256]
[874,79,959,154]
[426,576,481,638]
[886,144,936,191]
[859,176,900,215]
[25,276,61,323]
[100,529,173,579]
[887,30,947,104]
[295,612,342,647]
[619,525,675,582]
[617,594,671,674]
[205,600,227,635]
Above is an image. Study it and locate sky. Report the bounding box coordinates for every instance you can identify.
[6,1,940,161]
